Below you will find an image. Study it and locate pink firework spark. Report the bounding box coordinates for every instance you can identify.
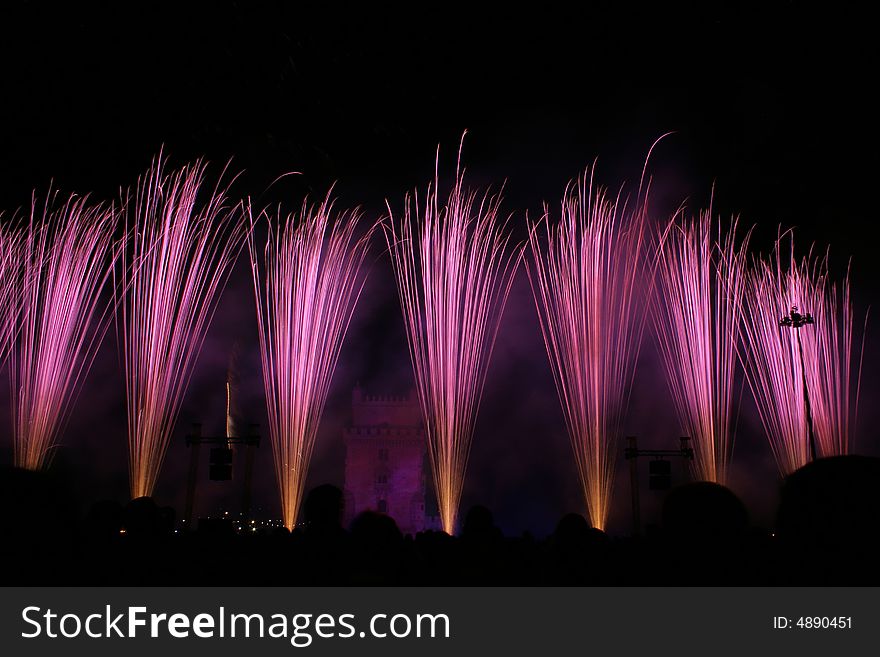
[526,168,651,531]
[117,155,247,499]
[801,255,865,458]
[0,218,24,367]
[652,209,751,484]
[9,192,117,471]
[384,143,522,535]
[740,235,865,474]
[249,194,374,530]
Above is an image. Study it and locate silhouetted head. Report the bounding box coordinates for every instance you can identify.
[778,456,880,554]
[304,484,344,531]
[662,481,748,540]
[415,528,455,550]
[0,466,82,584]
[462,505,496,538]
[84,500,123,539]
[350,511,403,553]
[552,512,608,556]
[0,466,73,530]
[123,496,164,539]
[271,526,291,539]
[0,466,77,576]
[554,513,591,542]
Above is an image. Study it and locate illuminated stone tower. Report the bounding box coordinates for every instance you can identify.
[343,385,431,535]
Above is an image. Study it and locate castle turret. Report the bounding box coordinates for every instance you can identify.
[343,386,429,534]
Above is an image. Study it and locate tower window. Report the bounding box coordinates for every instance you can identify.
[378,448,389,462]
[377,499,387,513]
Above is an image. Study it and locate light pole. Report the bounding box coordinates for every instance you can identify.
[779,305,817,462]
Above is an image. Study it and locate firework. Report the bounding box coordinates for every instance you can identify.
[9,193,117,470]
[802,257,864,458]
[384,145,521,535]
[0,219,24,366]
[652,210,751,484]
[526,169,650,531]
[249,195,374,530]
[740,236,864,474]
[117,155,247,499]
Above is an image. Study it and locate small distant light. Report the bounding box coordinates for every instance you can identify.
[119,528,127,534]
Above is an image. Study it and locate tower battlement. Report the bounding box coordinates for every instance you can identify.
[350,384,422,428]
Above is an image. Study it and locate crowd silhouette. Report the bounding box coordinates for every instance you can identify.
[2,456,879,586]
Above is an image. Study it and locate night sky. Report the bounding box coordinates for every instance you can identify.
[0,1,877,536]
